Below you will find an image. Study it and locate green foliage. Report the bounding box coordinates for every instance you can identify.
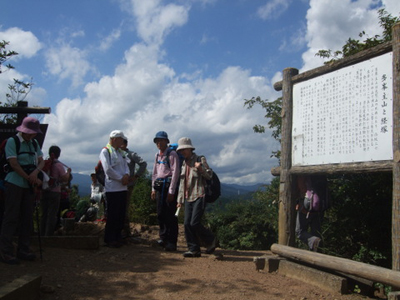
[315,9,399,63]
[206,177,279,250]
[68,184,83,210]
[0,40,18,74]
[129,174,157,225]
[0,41,35,124]
[243,96,282,160]
[322,173,392,268]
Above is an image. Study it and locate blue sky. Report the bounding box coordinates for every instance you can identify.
[0,0,399,186]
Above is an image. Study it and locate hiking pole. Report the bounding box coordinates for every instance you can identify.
[34,189,43,262]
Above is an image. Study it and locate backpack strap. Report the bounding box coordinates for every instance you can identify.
[11,135,38,156]
[157,147,172,169]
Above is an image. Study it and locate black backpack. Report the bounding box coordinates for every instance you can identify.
[197,156,221,203]
[0,136,39,180]
[95,148,110,186]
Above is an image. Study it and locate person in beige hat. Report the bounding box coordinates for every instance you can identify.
[176,137,217,257]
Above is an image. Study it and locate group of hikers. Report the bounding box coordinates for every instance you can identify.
[0,116,326,265]
[96,129,217,258]
[0,116,218,265]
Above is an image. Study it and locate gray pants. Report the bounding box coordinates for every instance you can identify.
[40,191,61,236]
[295,207,322,250]
[0,183,34,255]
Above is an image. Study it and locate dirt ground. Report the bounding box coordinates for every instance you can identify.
[0,222,380,300]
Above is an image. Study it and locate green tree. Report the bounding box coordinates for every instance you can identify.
[0,40,18,74]
[207,178,279,250]
[315,9,399,62]
[129,172,157,225]
[0,40,34,124]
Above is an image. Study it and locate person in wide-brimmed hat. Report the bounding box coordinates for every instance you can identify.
[176,137,217,258]
[0,116,45,265]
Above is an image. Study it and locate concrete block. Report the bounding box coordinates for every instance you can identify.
[0,274,41,300]
[253,255,282,272]
[30,236,100,250]
[278,259,348,294]
[389,291,400,300]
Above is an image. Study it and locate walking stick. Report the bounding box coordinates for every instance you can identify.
[34,188,43,262]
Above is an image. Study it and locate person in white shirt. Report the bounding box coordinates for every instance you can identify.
[99,130,130,248]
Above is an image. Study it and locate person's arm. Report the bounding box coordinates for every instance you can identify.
[131,152,147,178]
[168,151,180,195]
[195,156,212,180]
[100,149,125,182]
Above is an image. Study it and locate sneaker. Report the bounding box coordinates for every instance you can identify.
[164,243,177,252]
[17,250,36,261]
[312,237,321,252]
[183,251,201,258]
[157,239,165,247]
[206,237,218,254]
[0,251,20,265]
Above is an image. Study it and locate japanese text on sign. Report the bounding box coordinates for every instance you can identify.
[292,52,393,166]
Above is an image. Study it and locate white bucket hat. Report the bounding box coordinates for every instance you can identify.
[177,137,195,151]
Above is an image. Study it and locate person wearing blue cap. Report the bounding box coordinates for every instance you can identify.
[151,131,180,251]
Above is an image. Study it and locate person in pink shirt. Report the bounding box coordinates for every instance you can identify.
[40,145,71,236]
[151,131,180,251]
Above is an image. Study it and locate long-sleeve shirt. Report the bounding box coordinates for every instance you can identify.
[100,147,129,192]
[151,149,180,195]
[177,153,212,204]
[124,148,147,187]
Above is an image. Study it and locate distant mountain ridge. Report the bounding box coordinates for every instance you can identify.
[71,173,264,197]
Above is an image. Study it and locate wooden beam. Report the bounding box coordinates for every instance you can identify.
[0,107,51,114]
[271,243,400,289]
[392,22,400,270]
[274,41,392,92]
[278,67,298,246]
[271,161,393,176]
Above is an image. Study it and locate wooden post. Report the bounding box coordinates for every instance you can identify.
[278,67,299,246]
[392,22,400,271]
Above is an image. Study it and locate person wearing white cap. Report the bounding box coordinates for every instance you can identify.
[0,117,45,264]
[176,137,217,257]
[100,130,130,248]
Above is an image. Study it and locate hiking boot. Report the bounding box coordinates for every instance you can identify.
[164,243,177,252]
[17,250,36,261]
[183,250,201,258]
[206,237,218,254]
[312,237,321,252]
[0,251,20,265]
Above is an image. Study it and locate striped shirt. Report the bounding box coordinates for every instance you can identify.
[177,153,213,204]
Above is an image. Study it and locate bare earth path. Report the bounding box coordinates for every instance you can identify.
[0,224,376,300]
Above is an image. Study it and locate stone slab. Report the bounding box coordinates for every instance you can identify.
[278,259,348,294]
[0,274,41,300]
